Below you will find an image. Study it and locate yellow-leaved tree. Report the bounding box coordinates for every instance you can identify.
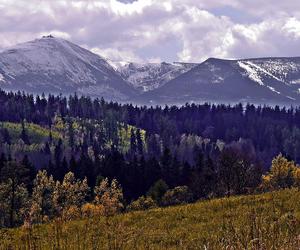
[261,154,300,190]
[30,170,55,223]
[53,172,89,220]
[93,178,123,216]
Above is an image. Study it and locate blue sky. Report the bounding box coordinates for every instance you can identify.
[0,0,300,63]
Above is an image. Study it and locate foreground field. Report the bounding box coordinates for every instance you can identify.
[1,189,300,249]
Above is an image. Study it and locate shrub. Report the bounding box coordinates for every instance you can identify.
[147,179,168,204]
[127,196,157,211]
[81,203,104,218]
[161,186,193,206]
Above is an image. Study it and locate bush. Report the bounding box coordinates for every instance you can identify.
[161,186,193,206]
[147,179,168,204]
[81,203,104,218]
[127,196,157,211]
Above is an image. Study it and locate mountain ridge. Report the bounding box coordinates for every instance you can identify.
[140,56,300,105]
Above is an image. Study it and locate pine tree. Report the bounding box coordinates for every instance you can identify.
[0,180,28,227]
[68,120,75,149]
[21,155,36,191]
[130,128,137,156]
[160,148,173,185]
[136,129,144,155]
[147,179,168,204]
[0,161,30,227]
[20,121,30,145]
[0,128,11,145]
[43,142,51,155]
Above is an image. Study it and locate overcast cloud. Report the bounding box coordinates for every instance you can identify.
[0,0,300,63]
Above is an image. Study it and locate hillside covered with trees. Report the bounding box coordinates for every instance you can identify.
[1,88,300,232]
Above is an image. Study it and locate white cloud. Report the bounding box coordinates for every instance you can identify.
[283,17,300,38]
[91,47,143,63]
[0,0,300,62]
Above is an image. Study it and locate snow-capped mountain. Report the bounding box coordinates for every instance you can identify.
[1,36,300,106]
[0,35,136,100]
[141,57,300,105]
[113,61,197,92]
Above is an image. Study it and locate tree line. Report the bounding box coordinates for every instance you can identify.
[1,89,300,167]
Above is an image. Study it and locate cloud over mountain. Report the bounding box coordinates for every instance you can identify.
[0,0,300,63]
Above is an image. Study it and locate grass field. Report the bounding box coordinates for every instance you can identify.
[1,189,300,249]
[1,122,61,144]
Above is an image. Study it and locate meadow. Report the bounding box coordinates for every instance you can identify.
[1,188,300,250]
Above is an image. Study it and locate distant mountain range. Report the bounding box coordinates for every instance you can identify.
[1,36,300,106]
[112,61,197,92]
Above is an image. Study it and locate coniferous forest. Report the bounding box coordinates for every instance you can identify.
[1,88,300,230]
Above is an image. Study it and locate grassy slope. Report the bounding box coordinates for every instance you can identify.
[1,189,300,249]
[1,122,61,144]
[1,120,145,152]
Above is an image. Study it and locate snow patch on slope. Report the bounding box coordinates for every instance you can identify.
[238,60,285,95]
[0,73,5,82]
[267,86,280,94]
[252,59,300,83]
[291,79,300,84]
[245,61,284,83]
[238,61,264,85]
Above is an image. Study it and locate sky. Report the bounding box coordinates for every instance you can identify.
[1,0,300,63]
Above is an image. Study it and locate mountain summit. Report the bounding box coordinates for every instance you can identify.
[0,36,136,100]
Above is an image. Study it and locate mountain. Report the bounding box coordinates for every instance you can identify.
[0,35,136,100]
[112,61,197,92]
[1,36,300,106]
[140,57,300,105]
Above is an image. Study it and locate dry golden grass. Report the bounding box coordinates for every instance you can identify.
[1,189,300,249]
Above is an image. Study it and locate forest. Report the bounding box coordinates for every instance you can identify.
[1,89,300,228]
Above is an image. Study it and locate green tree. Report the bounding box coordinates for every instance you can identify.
[130,128,137,155]
[136,129,144,155]
[20,121,30,145]
[0,161,30,227]
[147,179,169,204]
[0,180,28,227]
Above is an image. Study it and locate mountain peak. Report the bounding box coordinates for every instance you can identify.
[0,37,136,100]
[42,34,55,39]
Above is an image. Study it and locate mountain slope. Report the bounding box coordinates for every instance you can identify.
[0,35,137,100]
[140,57,300,105]
[114,61,197,92]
